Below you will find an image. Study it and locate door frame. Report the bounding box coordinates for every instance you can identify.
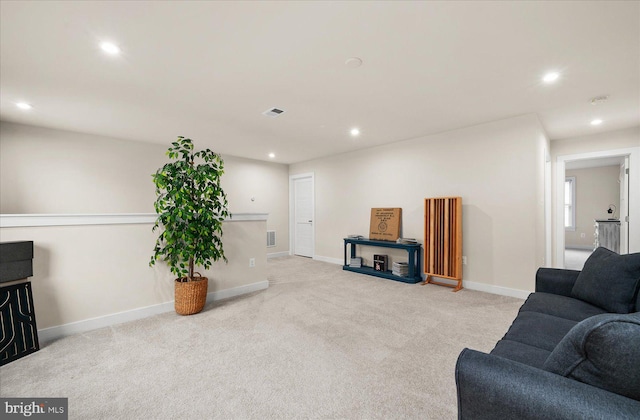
[545,147,552,267]
[289,172,315,258]
[620,156,630,253]
[555,147,640,267]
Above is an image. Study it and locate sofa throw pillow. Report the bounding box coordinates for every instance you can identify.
[571,247,640,313]
[543,312,640,401]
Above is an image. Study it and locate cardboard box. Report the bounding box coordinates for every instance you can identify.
[369,208,402,241]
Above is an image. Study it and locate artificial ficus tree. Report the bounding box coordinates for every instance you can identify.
[150,136,229,281]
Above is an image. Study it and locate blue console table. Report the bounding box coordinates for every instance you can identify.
[343,238,422,284]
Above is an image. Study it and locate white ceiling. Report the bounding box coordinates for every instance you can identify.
[1,1,638,164]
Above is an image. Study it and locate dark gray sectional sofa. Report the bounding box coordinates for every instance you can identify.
[456,247,640,419]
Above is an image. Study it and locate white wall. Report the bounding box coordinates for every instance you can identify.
[290,114,547,296]
[565,166,620,249]
[551,126,640,158]
[0,122,163,214]
[222,156,290,255]
[0,121,290,254]
[0,121,290,337]
[0,219,267,331]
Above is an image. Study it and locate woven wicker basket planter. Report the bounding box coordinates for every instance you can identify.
[174,276,208,315]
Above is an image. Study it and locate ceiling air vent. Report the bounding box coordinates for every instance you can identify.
[590,95,609,105]
[262,108,285,117]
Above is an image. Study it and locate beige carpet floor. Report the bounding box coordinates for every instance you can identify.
[0,256,524,419]
[564,248,592,271]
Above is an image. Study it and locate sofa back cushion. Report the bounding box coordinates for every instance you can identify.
[570,247,640,313]
[543,312,640,401]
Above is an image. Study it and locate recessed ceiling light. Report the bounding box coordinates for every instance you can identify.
[100,42,120,55]
[350,128,360,137]
[268,153,275,158]
[16,102,32,110]
[542,72,559,83]
[590,119,603,126]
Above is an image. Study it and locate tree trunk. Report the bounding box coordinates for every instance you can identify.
[188,257,194,281]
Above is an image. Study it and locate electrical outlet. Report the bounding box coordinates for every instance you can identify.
[462,256,467,265]
[580,232,586,238]
[249,258,255,268]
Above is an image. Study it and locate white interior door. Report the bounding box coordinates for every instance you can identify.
[293,175,314,258]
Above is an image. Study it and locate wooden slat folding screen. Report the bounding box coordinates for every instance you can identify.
[423,197,463,291]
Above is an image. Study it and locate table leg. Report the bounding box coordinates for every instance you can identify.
[344,241,347,266]
[408,249,415,279]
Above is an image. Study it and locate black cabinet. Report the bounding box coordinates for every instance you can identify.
[0,241,39,365]
[0,281,40,365]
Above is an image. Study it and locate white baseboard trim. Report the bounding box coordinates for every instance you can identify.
[267,251,290,259]
[313,255,343,265]
[314,254,529,299]
[38,280,269,344]
[307,255,531,299]
[207,280,269,301]
[463,280,530,300]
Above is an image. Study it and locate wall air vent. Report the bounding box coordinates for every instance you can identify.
[262,108,285,117]
[267,231,276,247]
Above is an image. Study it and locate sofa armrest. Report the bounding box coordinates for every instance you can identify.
[535,267,580,296]
[456,349,640,420]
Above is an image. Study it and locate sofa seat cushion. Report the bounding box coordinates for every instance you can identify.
[543,312,640,401]
[490,339,551,369]
[571,247,640,314]
[520,292,607,322]
[500,311,577,352]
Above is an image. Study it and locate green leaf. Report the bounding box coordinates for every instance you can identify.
[151,136,229,278]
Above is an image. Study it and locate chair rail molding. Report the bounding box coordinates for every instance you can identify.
[0,213,268,228]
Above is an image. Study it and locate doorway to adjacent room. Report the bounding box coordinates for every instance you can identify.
[555,147,639,269]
